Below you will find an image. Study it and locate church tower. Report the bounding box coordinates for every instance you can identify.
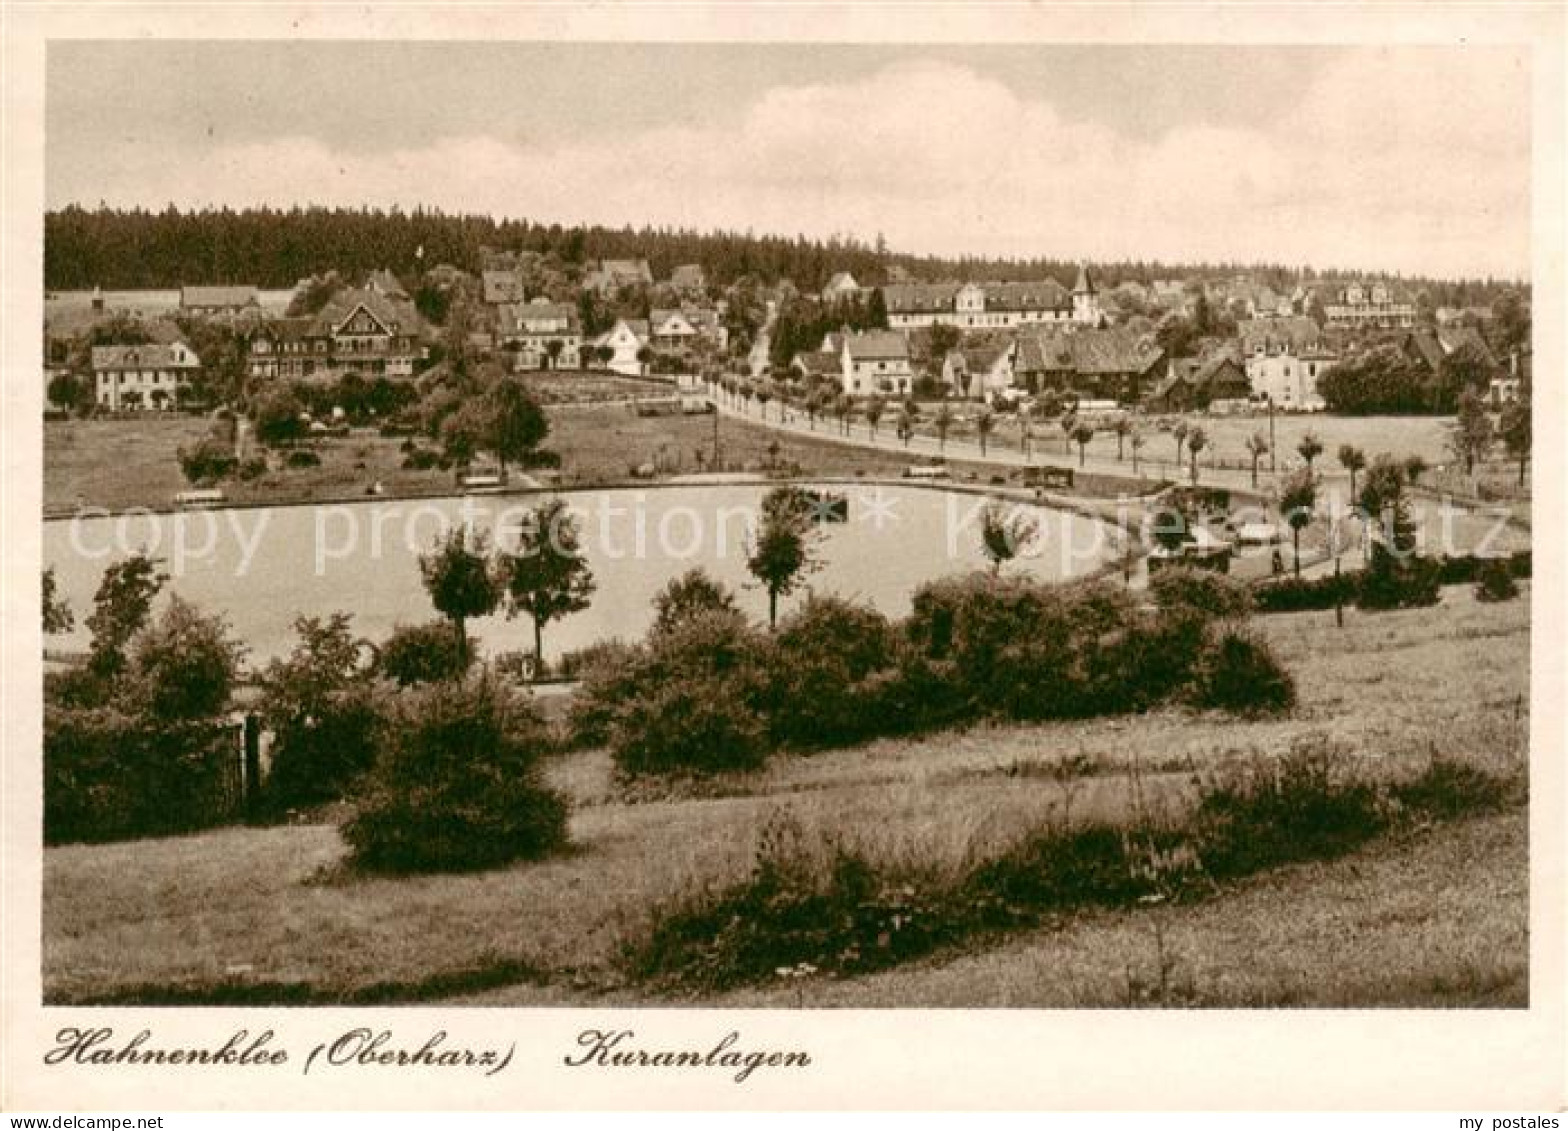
[1072,265,1101,326]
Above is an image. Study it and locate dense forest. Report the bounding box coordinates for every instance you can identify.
[44,205,1522,303]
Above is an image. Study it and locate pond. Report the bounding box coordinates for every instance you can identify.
[43,483,1122,665]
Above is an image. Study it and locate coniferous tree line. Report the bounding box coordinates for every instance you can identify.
[46,205,1521,301]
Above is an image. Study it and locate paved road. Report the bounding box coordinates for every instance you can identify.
[706,380,1298,496]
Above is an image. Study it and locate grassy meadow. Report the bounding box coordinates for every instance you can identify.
[43,583,1529,1007]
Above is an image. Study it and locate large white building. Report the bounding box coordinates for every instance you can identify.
[1323,281,1417,329]
[1239,316,1336,410]
[497,300,582,370]
[881,266,1103,331]
[92,341,202,411]
[833,329,913,396]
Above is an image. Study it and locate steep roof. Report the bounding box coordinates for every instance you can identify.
[91,343,200,370]
[498,302,578,333]
[1238,316,1322,354]
[180,285,258,310]
[843,330,910,361]
[792,351,841,378]
[1072,265,1097,295]
[1015,327,1162,376]
[881,282,961,314]
[670,264,706,288]
[592,259,653,286]
[366,269,409,299]
[315,287,424,337]
[985,279,1071,312]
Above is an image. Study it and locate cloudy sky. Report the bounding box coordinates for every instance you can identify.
[46,42,1530,280]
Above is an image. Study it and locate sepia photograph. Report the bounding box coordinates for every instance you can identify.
[34,36,1539,1010]
[5,5,1566,1113]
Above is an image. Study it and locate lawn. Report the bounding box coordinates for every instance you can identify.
[45,407,1029,514]
[42,584,1529,1006]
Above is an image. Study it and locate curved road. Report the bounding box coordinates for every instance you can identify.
[705,379,1297,497]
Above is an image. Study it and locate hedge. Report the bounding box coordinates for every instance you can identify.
[1253,550,1531,614]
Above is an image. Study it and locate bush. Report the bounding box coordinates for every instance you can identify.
[1474,559,1521,603]
[285,448,321,469]
[565,641,646,747]
[235,457,269,482]
[1194,739,1385,879]
[1437,550,1531,585]
[606,612,771,776]
[1149,566,1253,620]
[1187,628,1295,715]
[1357,547,1442,610]
[522,449,562,470]
[45,707,242,844]
[609,678,770,777]
[401,447,446,471]
[177,438,238,485]
[376,621,472,686]
[264,684,382,811]
[1252,572,1353,613]
[1390,757,1517,819]
[341,675,568,873]
[765,598,896,749]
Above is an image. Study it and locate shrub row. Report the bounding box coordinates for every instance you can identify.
[626,744,1520,993]
[44,708,242,844]
[574,568,1291,778]
[1252,550,1531,614]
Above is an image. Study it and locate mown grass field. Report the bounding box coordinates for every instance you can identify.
[45,408,993,513]
[43,583,1529,1007]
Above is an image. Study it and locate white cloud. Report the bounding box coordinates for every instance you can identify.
[58,52,1529,279]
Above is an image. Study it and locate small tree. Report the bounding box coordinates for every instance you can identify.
[47,372,86,414]
[1278,469,1317,577]
[1130,430,1145,476]
[747,486,820,628]
[1061,413,1079,456]
[1338,444,1367,506]
[1449,388,1494,476]
[1172,419,1189,465]
[487,377,549,474]
[1500,397,1531,486]
[418,527,501,661]
[1403,454,1429,487]
[832,393,853,436]
[1186,426,1208,484]
[1018,412,1033,459]
[651,568,740,637]
[1112,416,1132,461]
[1071,422,1095,467]
[503,499,596,671]
[126,596,244,722]
[42,567,74,634]
[251,387,306,445]
[978,498,1038,574]
[85,553,168,679]
[933,403,955,452]
[896,404,917,448]
[975,406,996,456]
[864,394,887,440]
[1296,431,1324,472]
[257,613,379,807]
[377,621,473,686]
[1245,432,1270,488]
